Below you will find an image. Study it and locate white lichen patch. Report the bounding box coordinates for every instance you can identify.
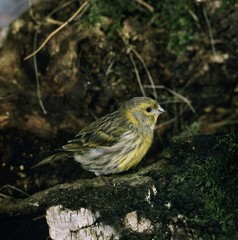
[152,185,157,195]
[164,202,172,209]
[124,210,153,233]
[46,205,120,240]
[145,185,157,205]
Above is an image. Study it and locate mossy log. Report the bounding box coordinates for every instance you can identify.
[0,135,237,239]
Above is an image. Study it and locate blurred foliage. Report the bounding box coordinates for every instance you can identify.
[154,0,198,54]
[85,0,238,54]
[86,0,198,54]
[225,0,238,6]
[86,0,142,36]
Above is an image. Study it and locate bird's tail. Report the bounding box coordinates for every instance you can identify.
[31,151,70,168]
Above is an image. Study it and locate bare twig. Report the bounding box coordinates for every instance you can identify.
[28,0,41,25]
[0,193,13,199]
[127,48,146,97]
[144,85,195,113]
[130,48,157,99]
[0,184,30,197]
[105,60,115,76]
[135,0,154,12]
[188,8,199,24]
[33,31,47,114]
[45,17,64,26]
[33,215,46,221]
[27,1,77,113]
[24,1,90,60]
[203,7,216,55]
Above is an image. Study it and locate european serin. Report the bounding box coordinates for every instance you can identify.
[34,97,165,175]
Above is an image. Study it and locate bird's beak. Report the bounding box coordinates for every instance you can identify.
[156,105,165,116]
[158,105,165,113]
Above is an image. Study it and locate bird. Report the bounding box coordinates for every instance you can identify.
[33,97,165,175]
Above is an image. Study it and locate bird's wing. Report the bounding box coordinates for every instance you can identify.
[62,112,125,151]
[32,111,127,168]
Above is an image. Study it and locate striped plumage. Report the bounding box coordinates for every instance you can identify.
[33,97,165,175]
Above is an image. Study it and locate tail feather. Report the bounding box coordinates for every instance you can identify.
[31,151,70,168]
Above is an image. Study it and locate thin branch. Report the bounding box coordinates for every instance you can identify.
[105,60,115,76]
[45,17,64,26]
[28,0,41,25]
[130,48,157,99]
[203,7,216,55]
[33,31,47,114]
[127,48,146,97]
[27,1,78,113]
[135,0,154,12]
[188,8,199,24]
[144,85,195,113]
[24,1,90,60]
[0,193,13,199]
[0,184,30,197]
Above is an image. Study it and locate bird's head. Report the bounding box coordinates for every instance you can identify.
[121,97,165,130]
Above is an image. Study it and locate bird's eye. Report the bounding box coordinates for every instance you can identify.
[146,107,152,112]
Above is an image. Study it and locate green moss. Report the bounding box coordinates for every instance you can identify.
[84,0,237,55]
[85,0,198,53]
[169,135,238,239]
[151,0,198,55]
[86,0,143,36]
